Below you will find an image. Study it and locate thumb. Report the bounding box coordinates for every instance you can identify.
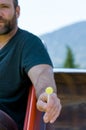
[36,93,48,112]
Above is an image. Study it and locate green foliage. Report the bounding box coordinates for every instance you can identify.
[63,45,79,68]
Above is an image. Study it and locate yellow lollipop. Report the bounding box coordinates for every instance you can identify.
[45,87,53,102]
[45,87,53,94]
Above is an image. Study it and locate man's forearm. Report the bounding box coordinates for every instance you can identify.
[28,64,57,98]
[28,64,62,123]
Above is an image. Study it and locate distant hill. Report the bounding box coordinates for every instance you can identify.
[39,21,86,68]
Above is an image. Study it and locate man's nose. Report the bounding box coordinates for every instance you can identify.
[0,8,4,16]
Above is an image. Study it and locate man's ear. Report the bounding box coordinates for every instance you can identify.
[16,6,20,18]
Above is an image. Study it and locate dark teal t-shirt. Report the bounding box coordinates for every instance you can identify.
[0,28,53,130]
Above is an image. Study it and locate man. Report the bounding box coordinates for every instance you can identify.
[0,0,61,130]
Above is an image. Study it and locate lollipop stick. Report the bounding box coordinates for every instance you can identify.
[45,87,53,102]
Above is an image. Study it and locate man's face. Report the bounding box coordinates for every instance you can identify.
[0,0,20,35]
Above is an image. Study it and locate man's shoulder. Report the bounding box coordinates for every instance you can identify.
[18,28,41,41]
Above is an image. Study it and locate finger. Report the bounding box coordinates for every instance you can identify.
[43,100,56,123]
[43,95,62,123]
[50,104,62,123]
[43,103,57,123]
[44,104,61,123]
[36,99,47,112]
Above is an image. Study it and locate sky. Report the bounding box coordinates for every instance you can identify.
[18,0,86,35]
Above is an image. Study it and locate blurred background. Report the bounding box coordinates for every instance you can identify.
[18,0,86,69]
[18,1,86,129]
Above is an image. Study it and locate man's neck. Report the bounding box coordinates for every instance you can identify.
[0,27,18,49]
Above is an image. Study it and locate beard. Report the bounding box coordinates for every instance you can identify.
[0,13,17,35]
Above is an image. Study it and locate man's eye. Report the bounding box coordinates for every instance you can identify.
[2,5,9,8]
[0,4,10,9]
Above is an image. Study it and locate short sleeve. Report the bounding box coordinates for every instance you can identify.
[21,35,53,73]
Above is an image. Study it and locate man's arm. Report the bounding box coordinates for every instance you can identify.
[28,64,61,123]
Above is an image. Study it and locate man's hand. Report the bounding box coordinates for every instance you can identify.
[36,92,62,123]
[28,64,62,122]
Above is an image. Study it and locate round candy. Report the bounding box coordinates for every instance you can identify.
[45,87,53,94]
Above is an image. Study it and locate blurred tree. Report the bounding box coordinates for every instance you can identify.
[63,45,79,68]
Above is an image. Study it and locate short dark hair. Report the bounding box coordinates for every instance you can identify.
[13,0,18,8]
